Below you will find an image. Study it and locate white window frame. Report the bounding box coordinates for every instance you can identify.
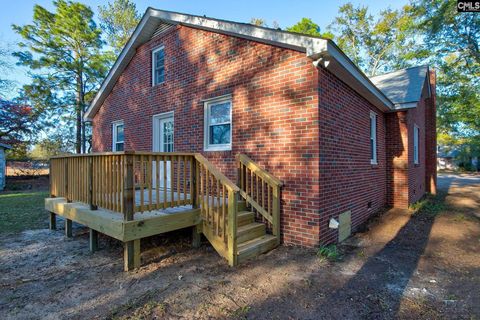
[370,111,377,165]
[204,95,232,152]
[152,46,165,86]
[112,120,124,152]
[414,124,419,165]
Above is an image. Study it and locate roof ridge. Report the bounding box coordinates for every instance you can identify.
[370,65,429,78]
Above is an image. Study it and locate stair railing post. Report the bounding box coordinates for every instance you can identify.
[272,184,281,245]
[191,155,198,209]
[227,188,238,267]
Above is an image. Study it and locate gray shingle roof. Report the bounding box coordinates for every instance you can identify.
[369,66,430,109]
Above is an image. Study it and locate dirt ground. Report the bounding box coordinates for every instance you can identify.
[0,173,479,319]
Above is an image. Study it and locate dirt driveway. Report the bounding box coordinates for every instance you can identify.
[0,173,479,319]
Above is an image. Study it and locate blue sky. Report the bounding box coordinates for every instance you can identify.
[0,0,408,99]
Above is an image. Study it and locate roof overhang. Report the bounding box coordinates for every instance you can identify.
[84,8,394,120]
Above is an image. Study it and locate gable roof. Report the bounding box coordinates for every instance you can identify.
[85,8,399,120]
[370,66,431,110]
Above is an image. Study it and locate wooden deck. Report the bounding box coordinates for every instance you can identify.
[46,197,200,242]
[47,152,282,271]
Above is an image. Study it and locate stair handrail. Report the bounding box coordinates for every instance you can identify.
[236,154,282,245]
[194,153,239,266]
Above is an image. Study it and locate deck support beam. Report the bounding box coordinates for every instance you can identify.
[192,224,201,248]
[89,229,98,252]
[65,219,72,238]
[49,212,56,230]
[124,239,140,271]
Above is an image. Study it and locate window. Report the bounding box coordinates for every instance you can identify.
[152,46,165,85]
[414,125,419,164]
[370,112,377,164]
[204,96,232,151]
[112,121,124,151]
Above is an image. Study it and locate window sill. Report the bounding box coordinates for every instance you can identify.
[204,147,232,152]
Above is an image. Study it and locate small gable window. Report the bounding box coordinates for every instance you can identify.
[204,96,232,151]
[414,125,419,164]
[112,121,124,151]
[152,46,165,85]
[370,112,377,164]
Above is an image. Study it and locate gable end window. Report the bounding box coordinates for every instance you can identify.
[112,121,124,151]
[204,96,232,151]
[152,46,165,85]
[414,125,419,164]
[370,112,377,164]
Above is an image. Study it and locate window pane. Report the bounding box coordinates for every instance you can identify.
[210,102,231,124]
[116,124,124,142]
[209,124,230,145]
[370,138,374,159]
[116,143,124,151]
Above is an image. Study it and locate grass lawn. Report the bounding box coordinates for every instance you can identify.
[0,191,49,234]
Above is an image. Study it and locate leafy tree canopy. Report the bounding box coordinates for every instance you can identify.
[99,0,141,55]
[287,18,334,39]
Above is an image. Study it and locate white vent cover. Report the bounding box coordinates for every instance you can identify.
[151,22,174,39]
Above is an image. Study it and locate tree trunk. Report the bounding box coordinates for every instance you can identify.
[76,73,85,154]
[75,75,82,154]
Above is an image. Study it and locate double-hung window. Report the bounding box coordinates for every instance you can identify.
[414,125,419,164]
[204,96,232,151]
[112,121,124,151]
[152,46,165,85]
[370,112,377,164]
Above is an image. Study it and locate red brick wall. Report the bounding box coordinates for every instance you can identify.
[317,67,387,244]
[407,79,429,204]
[92,25,321,246]
[386,111,409,208]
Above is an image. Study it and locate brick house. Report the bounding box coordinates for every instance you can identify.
[84,8,436,248]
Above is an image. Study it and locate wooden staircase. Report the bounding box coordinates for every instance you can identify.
[194,153,282,266]
[235,202,278,264]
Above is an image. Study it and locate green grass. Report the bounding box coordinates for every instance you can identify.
[317,244,341,262]
[410,192,446,217]
[0,191,49,234]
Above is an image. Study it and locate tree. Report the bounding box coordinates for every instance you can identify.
[13,0,111,154]
[98,0,141,55]
[287,18,333,39]
[0,99,37,145]
[250,18,267,27]
[0,45,14,96]
[328,3,419,76]
[413,0,480,133]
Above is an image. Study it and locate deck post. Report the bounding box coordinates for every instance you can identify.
[49,212,56,230]
[89,229,98,252]
[191,155,198,209]
[123,153,140,271]
[88,156,97,210]
[65,159,70,202]
[192,224,201,248]
[65,219,72,238]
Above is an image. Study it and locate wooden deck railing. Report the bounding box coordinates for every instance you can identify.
[49,151,241,265]
[236,154,282,244]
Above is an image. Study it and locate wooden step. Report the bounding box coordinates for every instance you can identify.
[237,200,247,211]
[237,234,277,264]
[237,211,254,227]
[237,222,265,243]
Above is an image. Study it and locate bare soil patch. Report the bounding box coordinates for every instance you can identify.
[0,173,479,319]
